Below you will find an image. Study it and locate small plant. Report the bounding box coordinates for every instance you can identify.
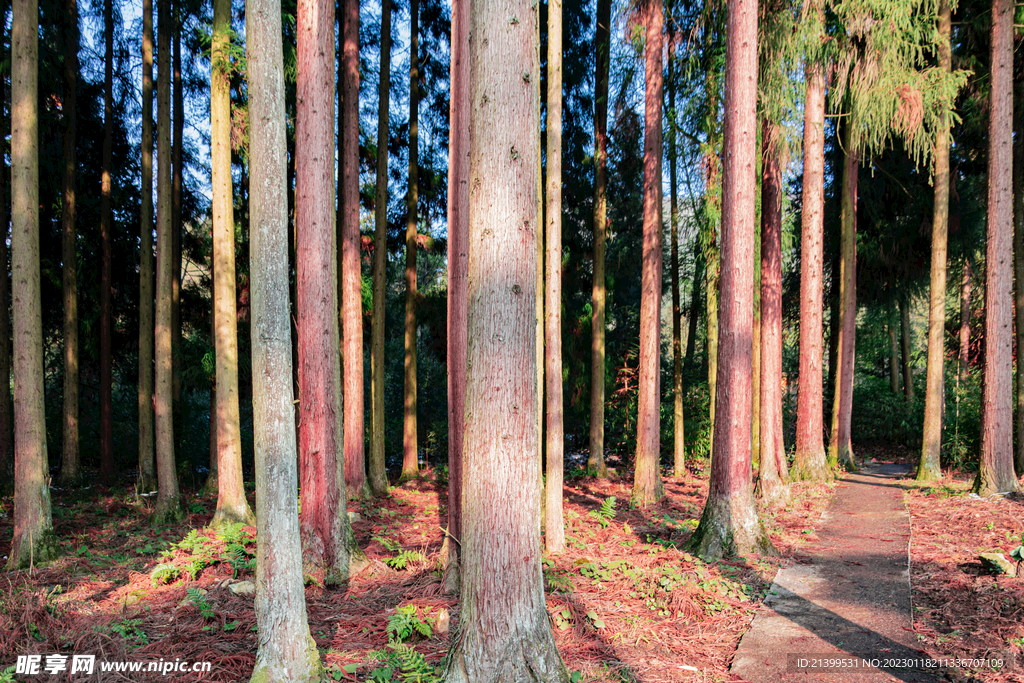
[553,608,572,630]
[186,587,215,621]
[586,610,605,629]
[150,562,180,587]
[589,497,617,529]
[368,642,441,683]
[188,501,209,514]
[100,618,149,650]
[386,550,426,571]
[0,666,16,683]
[1010,534,1024,574]
[386,605,432,644]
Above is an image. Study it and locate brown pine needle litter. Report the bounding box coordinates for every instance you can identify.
[0,463,841,682]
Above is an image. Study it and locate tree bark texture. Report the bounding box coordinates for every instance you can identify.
[171,8,183,413]
[297,0,351,584]
[153,0,183,525]
[8,0,57,569]
[588,0,610,477]
[247,0,323,676]
[690,0,772,560]
[99,0,114,481]
[445,0,468,590]
[60,0,79,485]
[792,61,829,481]
[544,0,565,553]
[138,0,156,493]
[632,0,665,509]
[958,259,972,380]
[0,0,11,484]
[889,317,900,393]
[757,117,788,505]
[976,0,1019,495]
[899,294,914,400]
[370,0,391,497]
[341,0,366,498]
[402,0,420,480]
[443,0,568,675]
[668,22,685,478]
[211,0,254,527]
[1013,80,1024,475]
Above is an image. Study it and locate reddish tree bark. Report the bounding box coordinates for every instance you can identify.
[402,0,420,481]
[137,0,156,493]
[690,0,772,559]
[99,0,114,481]
[668,15,685,478]
[631,0,665,509]
[0,0,10,484]
[792,60,829,481]
[976,0,1019,495]
[1014,80,1024,475]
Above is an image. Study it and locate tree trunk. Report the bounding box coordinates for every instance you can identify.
[0,0,11,485]
[444,0,468,592]
[171,5,183,417]
[976,0,1019,495]
[668,16,685,478]
[247,0,323,675]
[706,237,719,456]
[828,127,858,471]
[899,294,914,400]
[690,0,771,560]
[889,316,900,393]
[684,241,702,371]
[792,60,828,481]
[153,0,184,525]
[210,0,254,526]
[297,0,352,584]
[1013,79,1024,475]
[544,0,565,553]
[341,0,366,498]
[751,294,760,470]
[588,0,609,477]
[98,0,115,482]
[632,0,665,509]
[60,0,79,486]
[443,0,567,671]
[756,117,788,505]
[138,0,157,493]
[402,0,420,481]
[8,0,57,569]
[370,0,391,497]
[958,259,972,379]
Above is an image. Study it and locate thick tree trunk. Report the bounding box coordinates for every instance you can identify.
[899,294,914,400]
[0,0,10,485]
[297,0,352,584]
[792,61,829,481]
[138,0,157,493]
[370,0,391,497]
[588,0,609,477]
[706,239,719,456]
[443,0,567,672]
[445,0,468,592]
[247,0,323,675]
[8,0,57,569]
[153,0,184,525]
[544,0,565,553]
[690,0,771,560]
[668,22,685,478]
[828,130,858,471]
[757,117,788,505]
[1013,80,1024,475]
[976,0,1019,495]
[632,0,665,509]
[171,7,183,416]
[340,0,366,498]
[210,0,254,527]
[752,297,761,470]
[60,0,79,486]
[99,0,115,482]
[402,0,420,481]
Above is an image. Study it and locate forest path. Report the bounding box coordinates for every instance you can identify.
[731,462,941,682]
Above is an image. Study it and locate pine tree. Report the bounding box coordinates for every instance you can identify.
[98,0,115,483]
[138,0,157,494]
[402,0,420,481]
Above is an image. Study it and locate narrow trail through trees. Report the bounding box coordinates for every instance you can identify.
[733,464,939,682]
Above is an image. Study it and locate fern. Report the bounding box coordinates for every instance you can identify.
[589,496,617,528]
[186,558,209,581]
[386,550,425,570]
[223,543,255,577]
[150,563,180,587]
[216,522,254,546]
[386,605,432,643]
[390,643,439,682]
[186,588,215,620]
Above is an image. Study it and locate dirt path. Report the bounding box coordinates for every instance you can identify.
[731,463,941,682]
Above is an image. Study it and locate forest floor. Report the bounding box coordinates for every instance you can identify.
[0,446,1022,682]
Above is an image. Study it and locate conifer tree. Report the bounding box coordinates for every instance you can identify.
[98,0,115,482]
[402,0,420,481]
[138,0,157,494]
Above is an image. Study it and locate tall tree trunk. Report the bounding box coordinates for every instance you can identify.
[958,260,972,379]
[920,0,950,481]
[171,5,183,416]
[544,0,564,553]
[828,127,858,471]
[756,117,788,505]
[444,0,468,591]
[98,0,114,482]
[588,0,609,477]
[443,0,567,671]
[205,291,219,494]
[827,235,840,394]
[668,15,685,478]
[370,0,391,497]
[751,292,760,469]
[792,59,828,481]
[138,0,156,493]
[402,0,420,481]
[690,0,771,559]
[8,0,57,569]
[899,294,914,399]
[153,0,184,525]
[705,235,719,456]
[60,0,79,486]
[247,0,323,675]
[684,241,702,370]
[889,316,900,393]
[341,0,366,498]
[0,0,11,485]
[976,0,1019,495]
[297,0,353,584]
[631,0,665,509]
[210,0,253,527]
[1014,80,1024,475]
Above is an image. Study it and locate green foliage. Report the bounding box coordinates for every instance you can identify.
[150,563,180,587]
[386,605,432,643]
[589,497,617,528]
[385,550,426,571]
[98,619,149,650]
[186,588,215,621]
[0,666,16,683]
